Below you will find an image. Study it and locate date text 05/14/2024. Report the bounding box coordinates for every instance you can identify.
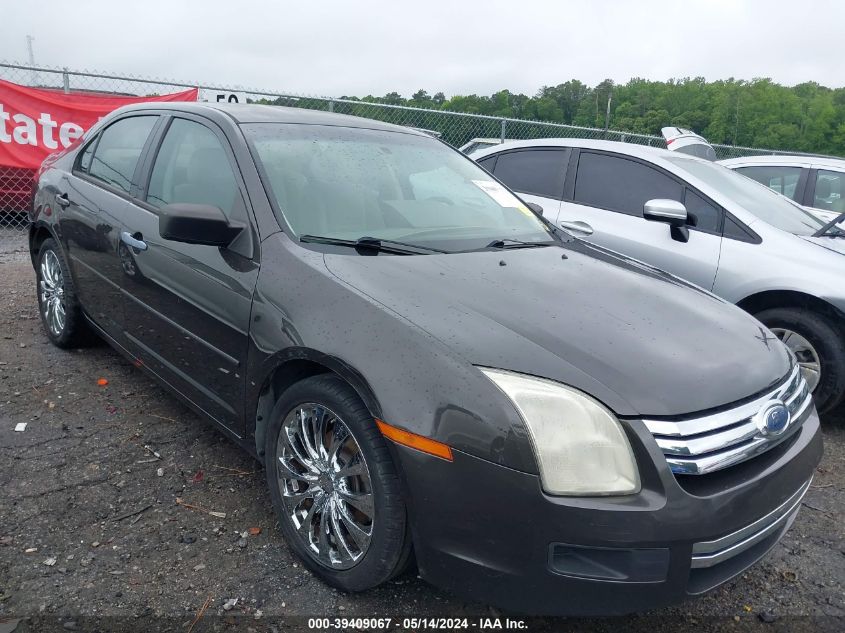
[306,618,529,630]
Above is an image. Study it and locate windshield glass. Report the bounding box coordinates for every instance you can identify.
[665,156,825,236]
[244,123,553,252]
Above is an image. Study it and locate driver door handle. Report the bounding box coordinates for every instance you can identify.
[120,231,147,252]
[56,192,70,208]
[559,220,594,236]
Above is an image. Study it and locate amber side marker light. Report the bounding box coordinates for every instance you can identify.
[376,419,453,461]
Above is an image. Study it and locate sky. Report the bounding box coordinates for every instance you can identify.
[2,0,844,98]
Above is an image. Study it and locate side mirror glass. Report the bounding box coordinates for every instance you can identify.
[643,199,688,226]
[158,203,243,247]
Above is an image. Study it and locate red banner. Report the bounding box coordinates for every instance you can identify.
[0,79,198,170]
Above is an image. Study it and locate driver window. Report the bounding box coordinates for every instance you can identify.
[147,118,243,219]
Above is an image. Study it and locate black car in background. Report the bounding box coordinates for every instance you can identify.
[29,103,821,615]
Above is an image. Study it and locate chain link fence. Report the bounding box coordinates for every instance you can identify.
[0,61,825,238]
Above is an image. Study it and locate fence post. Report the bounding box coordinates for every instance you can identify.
[328,100,334,113]
[500,119,507,142]
[62,68,70,94]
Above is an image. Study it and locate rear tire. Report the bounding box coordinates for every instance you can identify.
[36,238,93,349]
[755,307,845,414]
[265,374,411,591]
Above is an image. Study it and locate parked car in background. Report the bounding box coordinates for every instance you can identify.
[28,103,821,615]
[661,126,717,161]
[720,155,845,223]
[474,139,845,413]
[459,137,516,156]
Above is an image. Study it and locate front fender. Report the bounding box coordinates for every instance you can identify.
[243,234,539,474]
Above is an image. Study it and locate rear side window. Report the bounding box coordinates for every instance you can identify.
[76,137,97,173]
[813,169,845,213]
[88,116,157,194]
[146,118,240,218]
[574,152,682,217]
[492,149,569,199]
[734,165,802,200]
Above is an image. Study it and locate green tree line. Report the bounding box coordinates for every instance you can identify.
[343,78,845,155]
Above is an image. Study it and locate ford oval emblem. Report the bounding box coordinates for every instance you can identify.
[755,400,790,436]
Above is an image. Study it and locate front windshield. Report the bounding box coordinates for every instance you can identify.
[244,123,553,252]
[665,156,825,236]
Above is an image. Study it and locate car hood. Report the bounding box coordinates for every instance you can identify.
[324,242,791,417]
[798,234,845,256]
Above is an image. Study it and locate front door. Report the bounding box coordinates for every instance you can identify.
[116,115,259,435]
[557,150,723,291]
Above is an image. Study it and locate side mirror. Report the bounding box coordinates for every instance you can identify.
[643,199,691,243]
[159,203,243,246]
[643,199,688,226]
[526,201,544,216]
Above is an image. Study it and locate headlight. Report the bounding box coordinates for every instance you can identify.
[480,368,640,496]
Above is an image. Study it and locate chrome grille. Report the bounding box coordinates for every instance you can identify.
[643,365,813,475]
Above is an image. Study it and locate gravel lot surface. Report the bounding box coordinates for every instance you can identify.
[0,230,843,632]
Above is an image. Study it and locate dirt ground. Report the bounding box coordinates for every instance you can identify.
[0,230,843,632]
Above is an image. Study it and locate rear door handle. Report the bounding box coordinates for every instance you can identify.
[56,192,70,208]
[120,231,148,251]
[559,220,594,236]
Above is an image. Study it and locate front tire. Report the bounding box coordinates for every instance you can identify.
[36,238,92,349]
[265,374,411,591]
[755,306,845,414]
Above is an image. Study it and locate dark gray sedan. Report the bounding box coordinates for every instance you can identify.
[29,103,821,615]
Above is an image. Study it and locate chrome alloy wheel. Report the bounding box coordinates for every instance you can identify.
[276,404,374,570]
[40,250,66,337]
[771,327,821,392]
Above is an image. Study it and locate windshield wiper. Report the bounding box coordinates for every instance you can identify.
[813,212,845,238]
[485,238,557,249]
[300,234,447,254]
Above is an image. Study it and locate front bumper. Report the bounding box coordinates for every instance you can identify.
[395,408,822,616]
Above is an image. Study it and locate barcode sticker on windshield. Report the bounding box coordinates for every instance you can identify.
[471,180,531,214]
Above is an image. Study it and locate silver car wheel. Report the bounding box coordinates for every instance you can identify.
[771,328,821,392]
[276,403,374,570]
[40,250,66,337]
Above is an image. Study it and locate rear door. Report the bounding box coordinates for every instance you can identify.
[117,114,260,436]
[558,150,723,290]
[476,148,569,218]
[58,115,159,340]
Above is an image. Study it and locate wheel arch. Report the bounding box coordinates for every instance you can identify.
[251,348,383,458]
[737,289,845,326]
[28,221,56,268]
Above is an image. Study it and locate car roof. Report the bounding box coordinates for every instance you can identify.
[720,154,845,170]
[471,137,692,165]
[109,101,427,135]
